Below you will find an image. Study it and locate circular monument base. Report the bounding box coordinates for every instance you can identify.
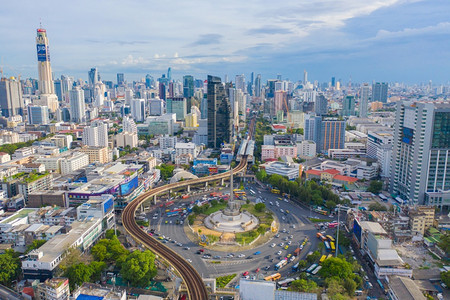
[204,210,259,233]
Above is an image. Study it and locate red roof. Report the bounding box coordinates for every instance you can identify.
[323,169,340,175]
[264,158,278,162]
[22,287,34,297]
[272,124,286,129]
[306,169,322,176]
[334,175,358,183]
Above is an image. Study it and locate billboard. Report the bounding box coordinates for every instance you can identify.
[120,176,138,196]
[402,127,414,145]
[37,44,49,61]
[353,220,362,243]
[103,197,114,214]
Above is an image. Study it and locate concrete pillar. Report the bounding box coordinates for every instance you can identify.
[221,178,224,186]
[187,185,190,193]
[154,195,157,205]
[205,182,208,187]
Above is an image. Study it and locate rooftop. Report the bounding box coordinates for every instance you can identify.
[388,276,426,300]
[360,221,387,234]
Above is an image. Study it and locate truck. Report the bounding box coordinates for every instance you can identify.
[182,194,189,199]
[293,247,301,257]
[274,259,288,270]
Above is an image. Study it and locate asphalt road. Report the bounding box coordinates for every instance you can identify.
[148,182,338,279]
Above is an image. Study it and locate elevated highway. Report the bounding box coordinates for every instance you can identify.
[122,117,255,299]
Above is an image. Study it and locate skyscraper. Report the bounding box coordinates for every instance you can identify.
[304,114,322,144]
[207,75,231,148]
[117,73,125,85]
[331,77,336,88]
[342,95,356,117]
[314,93,328,116]
[166,97,187,121]
[82,120,108,147]
[131,98,146,122]
[0,77,24,117]
[359,83,370,118]
[320,119,345,153]
[235,75,245,93]
[145,74,154,88]
[254,74,261,98]
[390,101,450,207]
[159,82,166,100]
[372,82,388,103]
[35,27,58,112]
[69,87,86,123]
[167,67,172,81]
[27,105,49,125]
[88,68,99,87]
[183,75,194,99]
[303,70,308,84]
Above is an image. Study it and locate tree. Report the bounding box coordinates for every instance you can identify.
[438,232,450,253]
[65,263,93,291]
[0,250,20,286]
[121,250,157,287]
[289,279,318,293]
[441,271,450,287]
[89,261,106,282]
[367,180,383,194]
[26,239,47,253]
[105,229,120,239]
[337,230,350,247]
[325,278,346,299]
[368,202,387,211]
[319,257,353,279]
[156,164,175,180]
[306,251,321,264]
[91,243,108,262]
[325,200,337,209]
[254,203,266,212]
[343,277,357,296]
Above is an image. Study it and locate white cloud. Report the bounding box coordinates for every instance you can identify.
[121,55,149,66]
[374,22,450,39]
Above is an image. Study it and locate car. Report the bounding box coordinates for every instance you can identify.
[196,251,202,254]
[270,243,276,248]
[275,234,280,238]
[148,232,153,236]
[269,202,273,205]
[158,236,164,240]
[246,256,253,259]
[228,253,235,257]
[254,251,261,255]
[177,243,183,247]
[280,209,284,213]
[187,259,192,263]
[238,254,245,258]
[202,254,211,259]
[284,245,289,250]
[284,199,288,203]
[255,268,260,273]
[279,242,284,247]
[140,225,144,229]
[277,250,282,255]
[282,228,286,233]
[284,237,289,241]
[162,240,167,243]
[199,249,204,253]
[165,220,168,224]
[184,247,190,250]
[264,265,271,270]
[213,255,221,259]
[287,254,292,258]
[242,271,249,276]
[287,241,292,245]
[152,216,158,219]
[289,256,295,262]
[289,235,293,239]
[244,275,250,279]
[265,255,271,259]
[169,220,172,224]
[282,216,286,220]
[291,225,295,229]
[171,240,176,243]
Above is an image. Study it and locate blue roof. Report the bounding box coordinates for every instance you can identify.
[77,295,103,300]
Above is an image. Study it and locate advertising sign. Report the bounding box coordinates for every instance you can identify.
[103,197,114,214]
[120,176,138,196]
[37,44,47,61]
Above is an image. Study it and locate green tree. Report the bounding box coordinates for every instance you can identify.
[91,243,108,261]
[325,278,346,299]
[367,180,383,193]
[289,279,318,293]
[337,230,350,247]
[343,277,357,296]
[306,251,321,264]
[156,164,175,180]
[441,270,450,287]
[438,232,450,253]
[105,229,120,239]
[65,263,93,291]
[254,203,266,212]
[368,202,387,211]
[319,257,353,279]
[0,250,20,286]
[89,261,106,282]
[26,239,47,253]
[121,250,157,287]
[325,200,337,209]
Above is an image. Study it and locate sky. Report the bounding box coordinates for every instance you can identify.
[1,0,449,84]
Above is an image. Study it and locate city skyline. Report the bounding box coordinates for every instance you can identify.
[0,0,449,84]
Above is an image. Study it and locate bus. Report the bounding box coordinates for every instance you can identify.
[249,189,256,195]
[275,259,288,270]
[277,278,295,287]
[316,232,326,241]
[166,211,180,217]
[326,254,333,260]
[324,241,331,252]
[379,194,388,202]
[328,222,339,228]
[311,265,322,275]
[330,241,336,252]
[271,189,280,194]
[326,235,335,242]
[265,273,281,281]
[292,262,300,272]
[314,208,328,215]
[319,255,327,264]
[306,264,318,273]
[234,190,246,197]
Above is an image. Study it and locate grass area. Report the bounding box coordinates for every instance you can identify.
[216,274,236,288]
[210,261,221,264]
[309,218,330,223]
[10,172,49,183]
[235,204,274,245]
[203,203,227,215]
[207,234,219,244]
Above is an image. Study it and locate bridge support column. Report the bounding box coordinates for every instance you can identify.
[187,185,190,193]
[205,182,208,187]
[169,189,173,196]
[221,178,225,186]
[153,195,157,205]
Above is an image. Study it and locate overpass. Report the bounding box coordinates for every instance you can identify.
[122,117,256,299]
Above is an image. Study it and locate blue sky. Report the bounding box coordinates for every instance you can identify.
[0,0,449,84]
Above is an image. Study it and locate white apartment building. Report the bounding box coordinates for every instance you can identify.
[37,278,70,300]
[298,140,316,159]
[35,157,63,173]
[12,147,36,159]
[82,121,108,147]
[122,116,137,133]
[175,142,198,158]
[60,152,89,174]
[115,132,138,148]
[160,135,177,149]
[131,98,146,122]
[367,130,393,178]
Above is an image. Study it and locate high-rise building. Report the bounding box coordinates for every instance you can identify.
[367,130,393,178]
[274,90,287,115]
[69,87,86,123]
[117,73,125,85]
[331,77,336,87]
[372,82,388,103]
[167,67,172,81]
[320,119,345,153]
[207,75,231,148]
[122,116,137,133]
[88,67,99,87]
[130,98,146,122]
[0,77,24,117]
[183,75,194,99]
[35,27,58,112]
[27,105,49,125]
[304,114,322,145]
[255,74,262,97]
[360,83,370,118]
[159,82,166,100]
[149,99,164,116]
[145,74,154,88]
[235,75,246,92]
[166,97,186,121]
[303,70,308,84]
[314,93,327,116]
[390,101,450,208]
[82,120,108,147]
[342,95,356,117]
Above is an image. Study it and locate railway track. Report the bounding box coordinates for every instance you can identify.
[122,117,256,299]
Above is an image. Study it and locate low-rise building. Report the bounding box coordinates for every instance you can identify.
[79,146,109,164]
[260,161,300,180]
[387,276,426,300]
[37,277,70,300]
[298,140,316,159]
[115,131,138,148]
[60,152,89,175]
[72,283,126,300]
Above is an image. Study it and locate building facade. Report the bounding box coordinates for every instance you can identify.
[207,75,232,148]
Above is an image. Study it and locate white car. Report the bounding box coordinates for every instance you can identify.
[287,241,292,245]
[282,216,286,220]
[280,209,284,213]
[270,243,276,248]
[277,250,282,255]
[238,254,245,258]
[187,259,192,263]
[279,242,284,247]
[269,202,273,205]
[284,199,288,202]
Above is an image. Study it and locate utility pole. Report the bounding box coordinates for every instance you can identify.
[335,204,340,257]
